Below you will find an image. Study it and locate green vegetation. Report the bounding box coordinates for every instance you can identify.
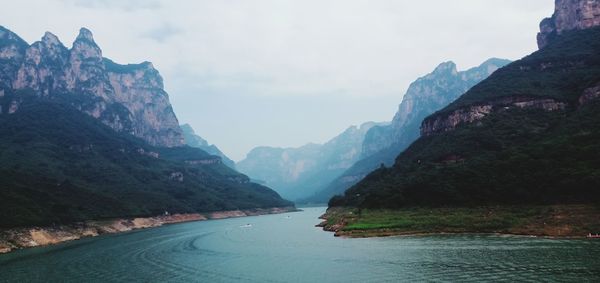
[323,205,600,237]
[0,97,292,228]
[437,26,600,117]
[331,27,600,209]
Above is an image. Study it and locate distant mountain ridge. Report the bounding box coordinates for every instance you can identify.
[306,58,510,203]
[181,123,236,169]
[331,0,600,208]
[0,26,183,147]
[237,122,385,200]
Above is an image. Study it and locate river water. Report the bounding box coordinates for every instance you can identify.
[0,207,599,282]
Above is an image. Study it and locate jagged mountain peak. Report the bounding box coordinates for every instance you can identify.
[76,27,95,43]
[42,32,62,47]
[537,0,600,49]
[1,26,184,148]
[431,61,457,74]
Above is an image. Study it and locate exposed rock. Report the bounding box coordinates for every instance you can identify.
[136,148,159,158]
[421,97,567,136]
[579,83,600,105]
[307,59,510,204]
[538,0,600,49]
[185,158,221,165]
[8,99,19,114]
[361,59,510,158]
[0,26,184,147]
[169,172,184,182]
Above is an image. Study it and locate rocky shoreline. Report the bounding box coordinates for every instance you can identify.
[0,206,298,254]
[317,205,600,239]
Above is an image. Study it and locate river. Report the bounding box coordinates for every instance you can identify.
[0,207,599,282]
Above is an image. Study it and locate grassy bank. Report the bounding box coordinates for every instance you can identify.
[319,205,600,238]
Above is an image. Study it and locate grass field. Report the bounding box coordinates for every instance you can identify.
[320,205,600,238]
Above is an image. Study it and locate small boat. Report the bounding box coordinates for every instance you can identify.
[284,216,292,219]
[240,224,252,228]
[587,233,600,238]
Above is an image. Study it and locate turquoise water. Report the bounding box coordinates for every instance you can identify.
[1,207,599,282]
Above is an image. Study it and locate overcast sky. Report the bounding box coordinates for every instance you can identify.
[1,0,554,161]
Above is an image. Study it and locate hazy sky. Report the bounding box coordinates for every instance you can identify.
[1,0,554,161]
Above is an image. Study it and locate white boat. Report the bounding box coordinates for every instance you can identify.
[240,224,252,228]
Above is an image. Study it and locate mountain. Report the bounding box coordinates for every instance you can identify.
[0,27,292,228]
[537,0,600,49]
[237,122,384,201]
[180,123,236,169]
[0,26,183,147]
[330,0,600,208]
[307,59,510,203]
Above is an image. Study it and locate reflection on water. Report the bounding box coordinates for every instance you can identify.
[1,207,599,282]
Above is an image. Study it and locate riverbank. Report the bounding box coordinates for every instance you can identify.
[0,206,298,254]
[318,205,600,238]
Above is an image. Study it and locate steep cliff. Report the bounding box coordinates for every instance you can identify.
[538,0,600,49]
[307,59,509,203]
[237,122,383,200]
[180,123,236,168]
[331,2,600,209]
[0,26,183,147]
[0,27,293,229]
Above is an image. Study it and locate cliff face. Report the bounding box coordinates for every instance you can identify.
[237,122,383,200]
[0,26,183,147]
[361,59,510,158]
[421,97,567,136]
[331,3,600,209]
[538,0,600,49]
[425,1,600,138]
[306,59,509,203]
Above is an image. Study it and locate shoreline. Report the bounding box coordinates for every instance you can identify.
[0,206,298,254]
[317,205,600,239]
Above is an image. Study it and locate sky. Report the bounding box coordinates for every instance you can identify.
[1,0,554,161]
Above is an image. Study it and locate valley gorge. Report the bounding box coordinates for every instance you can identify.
[237,122,384,201]
[1,1,600,281]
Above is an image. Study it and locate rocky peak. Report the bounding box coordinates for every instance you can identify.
[76,27,95,43]
[0,26,185,148]
[42,32,62,47]
[71,27,102,63]
[537,0,600,49]
[430,61,457,76]
[360,59,510,159]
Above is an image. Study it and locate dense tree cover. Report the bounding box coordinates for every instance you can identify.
[0,97,291,228]
[331,27,600,208]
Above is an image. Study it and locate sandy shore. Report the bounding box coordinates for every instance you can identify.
[0,206,298,254]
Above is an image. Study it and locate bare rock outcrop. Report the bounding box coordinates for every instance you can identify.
[0,26,184,147]
[421,97,567,136]
[538,0,600,49]
[579,83,600,105]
